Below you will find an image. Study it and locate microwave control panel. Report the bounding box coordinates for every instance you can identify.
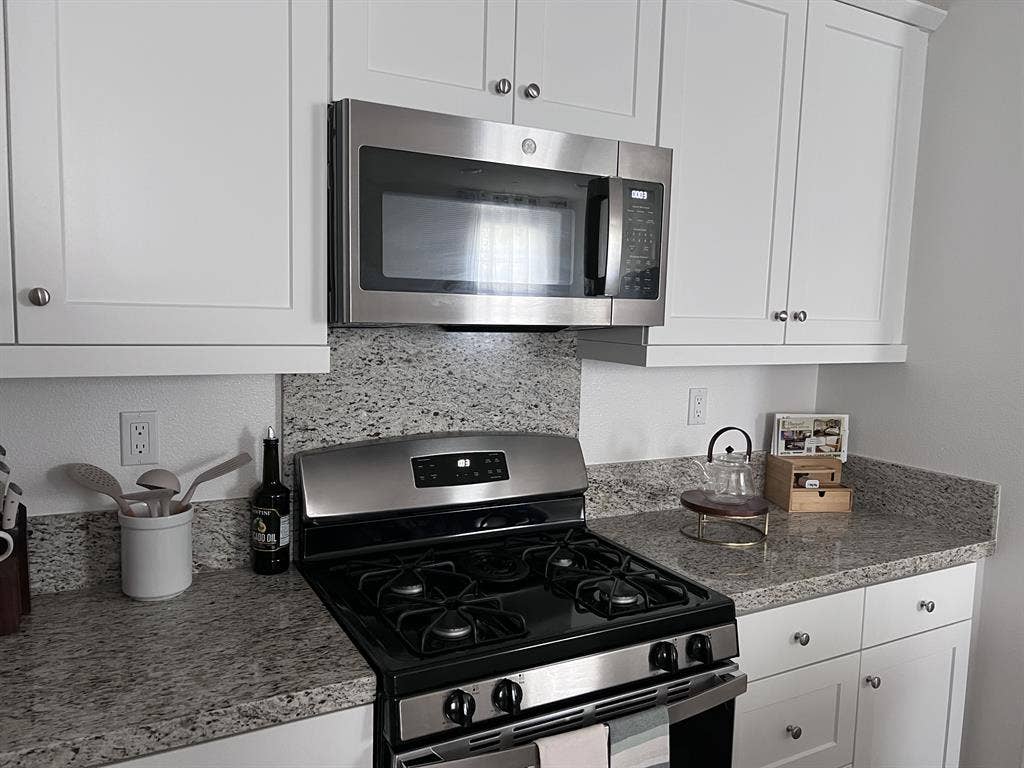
[619,181,663,300]
[411,451,510,488]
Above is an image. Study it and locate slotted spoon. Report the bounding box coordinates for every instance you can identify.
[66,464,132,515]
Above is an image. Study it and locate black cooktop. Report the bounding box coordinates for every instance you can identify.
[301,525,735,696]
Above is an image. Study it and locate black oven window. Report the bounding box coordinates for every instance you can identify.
[359,146,596,297]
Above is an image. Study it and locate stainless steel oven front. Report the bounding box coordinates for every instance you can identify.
[328,100,672,328]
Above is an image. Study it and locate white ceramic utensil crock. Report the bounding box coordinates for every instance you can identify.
[118,506,193,600]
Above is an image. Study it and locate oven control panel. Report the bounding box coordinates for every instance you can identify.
[412,451,510,488]
[618,180,663,300]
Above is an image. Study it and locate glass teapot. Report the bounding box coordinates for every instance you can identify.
[692,426,755,505]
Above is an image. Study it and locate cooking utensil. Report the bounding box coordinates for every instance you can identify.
[174,452,252,511]
[137,468,181,495]
[0,460,9,499]
[2,482,23,529]
[66,464,132,515]
[122,489,176,518]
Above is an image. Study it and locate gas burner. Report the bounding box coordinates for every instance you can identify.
[429,610,473,639]
[550,548,581,569]
[519,531,610,578]
[463,550,531,586]
[594,579,641,606]
[389,572,425,597]
[388,582,528,656]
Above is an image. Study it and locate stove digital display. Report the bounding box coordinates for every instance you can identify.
[411,451,510,488]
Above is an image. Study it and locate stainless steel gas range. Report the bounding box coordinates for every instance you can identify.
[294,433,745,767]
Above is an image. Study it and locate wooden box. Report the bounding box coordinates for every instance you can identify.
[766,455,853,512]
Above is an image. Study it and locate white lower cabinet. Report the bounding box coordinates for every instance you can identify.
[734,653,860,768]
[109,705,373,768]
[854,621,971,768]
[735,565,976,768]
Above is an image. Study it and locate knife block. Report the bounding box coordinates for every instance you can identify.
[0,504,30,636]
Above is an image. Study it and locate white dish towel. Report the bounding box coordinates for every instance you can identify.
[535,723,610,767]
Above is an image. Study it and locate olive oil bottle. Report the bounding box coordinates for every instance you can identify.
[250,426,290,574]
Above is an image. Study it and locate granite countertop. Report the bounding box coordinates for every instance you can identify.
[0,568,376,768]
[1,505,995,768]
[591,506,995,613]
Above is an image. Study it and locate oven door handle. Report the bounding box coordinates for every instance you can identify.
[667,671,747,724]
[402,672,748,768]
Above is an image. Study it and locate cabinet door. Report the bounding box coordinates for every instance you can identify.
[109,705,373,767]
[333,0,516,122]
[512,0,662,144]
[854,621,971,768]
[648,0,805,346]
[7,0,327,345]
[734,652,860,768]
[0,28,14,344]
[785,1,927,345]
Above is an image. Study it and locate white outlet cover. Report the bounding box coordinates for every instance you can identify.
[687,388,708,426]
[120,411,160,466]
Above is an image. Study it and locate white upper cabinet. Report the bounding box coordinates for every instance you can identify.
[785,1,928,345]
[332,0,516,122]
[512,0,663,144]
[650,0,805,346]
[854,621,971,768]
[6,0,328,348]
[0,29,14,344]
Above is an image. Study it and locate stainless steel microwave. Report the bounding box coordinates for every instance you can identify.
[328,100,672,327]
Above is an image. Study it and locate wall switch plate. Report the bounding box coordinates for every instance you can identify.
[687,388,708,425]
[120,411,159,466]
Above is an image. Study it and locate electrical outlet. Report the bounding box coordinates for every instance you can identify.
[687,388,708,425]
[120,411,159,466]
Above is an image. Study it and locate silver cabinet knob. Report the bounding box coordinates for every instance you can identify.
[774,310,789,322]
[794,310,808,322]
[919,600,936,613]
[28,287,51,306]
[865,675,882,689]
[786,725,803,740]
[524,82,541,99]
[794,631,811,646]
[495,78,512,95]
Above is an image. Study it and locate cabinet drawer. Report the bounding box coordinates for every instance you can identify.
[734,653,860,768]
[738,589,864,681]
[862,564,976,647]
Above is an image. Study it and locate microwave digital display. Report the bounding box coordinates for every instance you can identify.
[630,189,648,200]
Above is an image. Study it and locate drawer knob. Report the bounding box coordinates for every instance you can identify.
[794,310,808,322]
[495,78,512,95]
[786,724,803,740]
[774,310,789,322]
[793,631,811,646]
[28,287,51,306]
[524,82,541,99]
[919,600,936,613]
[865,675,882,689]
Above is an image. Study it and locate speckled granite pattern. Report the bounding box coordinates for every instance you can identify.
[591,506,994,614]
[585,453,768,519]
[842,454,998,538]
[281,326,581,487]
[0,568,375,768]
[27,498,251,594]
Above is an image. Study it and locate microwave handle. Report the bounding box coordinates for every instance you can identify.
[584,177,625,297]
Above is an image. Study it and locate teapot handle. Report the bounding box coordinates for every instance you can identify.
[707,426,753,463]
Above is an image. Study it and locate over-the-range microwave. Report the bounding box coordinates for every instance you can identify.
[328,100,672,328]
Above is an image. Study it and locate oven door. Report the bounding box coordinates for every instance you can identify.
[389,665,746,768]
[331,100,669,328]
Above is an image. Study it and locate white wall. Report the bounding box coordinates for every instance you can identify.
[815,2,1024,764]
[579,361,819,464]
[0,376,279,515]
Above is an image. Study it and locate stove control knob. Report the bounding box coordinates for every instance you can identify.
[650,641,679,673]
[492,678,524,715]
[443,689,476,726]
[686,633,715,665]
